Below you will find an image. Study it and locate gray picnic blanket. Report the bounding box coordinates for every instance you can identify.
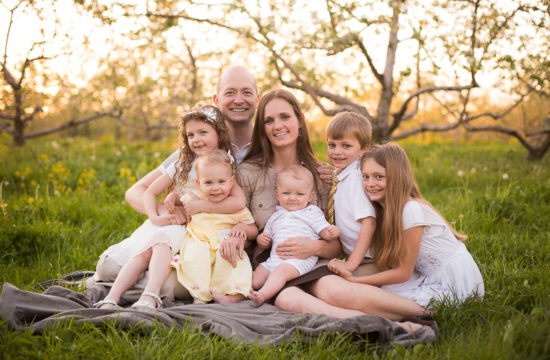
[0,282,436,347]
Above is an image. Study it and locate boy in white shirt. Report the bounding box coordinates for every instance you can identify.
[324,112,378,276]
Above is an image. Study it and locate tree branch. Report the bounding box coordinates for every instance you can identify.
[389,83,477,133]
[0,112,15,120]
[465,124,533,151]
[351,33,383,83]
[0,120,14,135]
[272,53,373,120]
[24,109,118,139]
[390,120,465,140]
[22,105,43,122]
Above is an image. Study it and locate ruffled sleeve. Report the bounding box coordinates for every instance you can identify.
[402,200,429,230]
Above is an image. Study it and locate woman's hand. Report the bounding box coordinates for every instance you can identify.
[328,258,355,281]
[275,236,320,260]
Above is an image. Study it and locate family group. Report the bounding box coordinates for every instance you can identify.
[89,65,484,333]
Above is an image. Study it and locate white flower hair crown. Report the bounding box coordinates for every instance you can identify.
[226,150,235,164]
[201,107,217,124]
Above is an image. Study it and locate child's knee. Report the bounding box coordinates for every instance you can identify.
[95,255,121,282]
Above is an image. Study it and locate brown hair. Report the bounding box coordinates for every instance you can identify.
[361,142,466,270]
[173,104,233,192]
[243,89,323,202]
[326,111,372,148]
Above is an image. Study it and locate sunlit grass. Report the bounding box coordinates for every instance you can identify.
[1,135,549,358]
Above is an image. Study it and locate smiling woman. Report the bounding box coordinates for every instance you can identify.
[237,89,330,234]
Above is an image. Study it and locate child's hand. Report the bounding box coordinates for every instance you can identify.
[257,233,272,249]
[150,213,176,226]
[164,192,181,213]
[328,258,354,280]
[321,225,340,241]
[182,192,204,216]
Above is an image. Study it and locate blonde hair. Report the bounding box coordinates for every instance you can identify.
[276,165,314,191]
[326,111,372,148]
[195,149,235,180]
[173,104,233,192]
[360,143,466,270]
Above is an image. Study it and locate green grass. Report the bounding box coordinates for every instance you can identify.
[1,135,549,359]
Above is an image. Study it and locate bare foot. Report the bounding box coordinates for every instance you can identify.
[210,291,245,304]
[248,290,266,307]
[396,321,422,333]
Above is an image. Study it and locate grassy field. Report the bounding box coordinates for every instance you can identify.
[0,135,549,359]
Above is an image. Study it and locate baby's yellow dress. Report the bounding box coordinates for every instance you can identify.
[171,207,254,303]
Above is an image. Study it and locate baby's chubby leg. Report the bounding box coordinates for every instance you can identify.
[252,264,269,290]
[249,263,300,307]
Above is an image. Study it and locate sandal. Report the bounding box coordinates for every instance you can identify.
[93,299,117,309]
[131,291,163,310]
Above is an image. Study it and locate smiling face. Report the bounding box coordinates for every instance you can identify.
[263,98,301,150]
[327,132,368,173]
[275,175,314,211]
[213,66,259,125]
[195,162,235,203]
[185,120,219,156]
[361,157,387,205]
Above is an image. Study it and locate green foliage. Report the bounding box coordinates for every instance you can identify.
[1,137,549,358]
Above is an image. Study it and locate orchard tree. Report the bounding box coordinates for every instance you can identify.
[108,0,549,159]
[0,0,117,146]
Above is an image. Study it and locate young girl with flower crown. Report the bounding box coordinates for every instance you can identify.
[330,142,484,309]
[94,105,251,309]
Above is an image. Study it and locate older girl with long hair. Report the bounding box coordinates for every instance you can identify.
[331,142,484,307]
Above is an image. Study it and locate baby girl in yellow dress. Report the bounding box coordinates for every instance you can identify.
[172,149,258,303]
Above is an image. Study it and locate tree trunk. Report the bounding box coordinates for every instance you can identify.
[374,0,402,141]
[526,135,550,160]
[13,91,25,146]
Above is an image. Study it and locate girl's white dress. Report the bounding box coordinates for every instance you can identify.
[98,160,198,267]
[381,200,485,307]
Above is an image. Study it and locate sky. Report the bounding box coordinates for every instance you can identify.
[1,0,546,106]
